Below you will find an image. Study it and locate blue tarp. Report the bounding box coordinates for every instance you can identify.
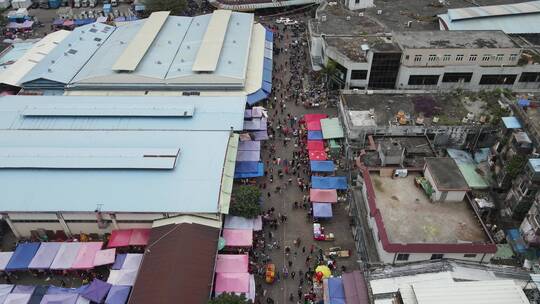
[265,28,273,41]
[518,98,530,107]
[310,161,335,172]
[80,279,111,303]
[506,229,526,254]
[311,176,347,190]
[104,285,131,304]
[328,277,346,304]
[313,203,332,218]
[235,161,259,173]
[246,29,273,105]
[234,162,264,179]
[247,90,268,106]
[502,117,522,129]
[308,131,323,140]
[27,285,48,304]
[111,254,126,270]
[46,285,89,295]
[6,243,40,271]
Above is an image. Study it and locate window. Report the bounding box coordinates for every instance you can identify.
[469,54,477,61]
[519,72,540,83]
[430,254,444,260]
[396,253,409,261]
[414,55,422,62]
[355,0,360,3]
[428,54,437,62]
[482,55,491,62]
[405,55,410,60]
[496,54,504,62]
[464,254,477,258]
[442,72,473,83]
[509,54,518,61]
[456,54,464,61]
[351,70,368,80]
[442,54,451,61]
[479,74,517,85]
[407,75,440,85]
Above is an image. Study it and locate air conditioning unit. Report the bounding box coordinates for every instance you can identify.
[346,16,351,21]
[358,12,364,16]
[377,9,382,15]
[406,21,412,27]
[321,15,327,22]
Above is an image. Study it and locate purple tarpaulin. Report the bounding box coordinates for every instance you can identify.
[40,294,79,304]
[80,279,111,303]
[111,254,126,270]
[12,285,35,294]
[238,141,261,151]
[243,118,267,131]
[104,285,131,304]
[251,131,269,141]
[236,151,260,162]
[46,285,89,295]
[29,242,61,270]
[235,161,259,173]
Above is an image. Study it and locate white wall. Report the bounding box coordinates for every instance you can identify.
[401,48,521,68]
[344,0,374,10]
[424,166,466,202]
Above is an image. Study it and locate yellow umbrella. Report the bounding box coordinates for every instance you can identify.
[315,265,332,278]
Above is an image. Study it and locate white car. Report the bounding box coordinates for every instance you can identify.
[276,17,291,24]
[284,20,298,25]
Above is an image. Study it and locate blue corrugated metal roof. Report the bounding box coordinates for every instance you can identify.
[0,130,231,213]
[502,117,522,129]
[529,159,540,173]
[0,95,246,131]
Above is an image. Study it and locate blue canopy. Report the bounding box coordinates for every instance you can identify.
[265,28,273,41]
[6,243,40,271]
[105,285,131,304]
[328,277,346,304]
[311,176,347,190]
[310,161,335,172]
[234,162,264,179]
[111,254,126,270]
[313,203,332,218]
[235,161,259,173]
[246,89,268,106]
[308,131,323,140]
[518,98,530,107]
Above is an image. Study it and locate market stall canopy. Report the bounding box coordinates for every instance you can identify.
[3,293,31,304]
[222,229,253,247]
[107,269,138,286]
[111,254,127,270]
[0,285,13,304]
[129,229,150,246]
[50,242,81,270]
[313,203,332,218]
[0,252,13,271]
[28,242,61,269]
[28,285,48,303]
[104,285,131,304]
[236,150,260,162]
[5,242,40,271]
[93,249,116,267]
[307,120,322,131]
[342,271,369,304]
[224,215,262,231]
[72,242,103,269]
[12,285,35,294]
[327,277,346,304]
[108,229,151,248]
[215,254,249,273]
[309,150,327,161]
[320,118,344,139]
[310,160,335,172]
[40,294,79,304]
[310,189,338,203]
[235,161,259,173]
[121,254,143,270]
[238,140,261,151]
[307,140,324,151]
[214,272,250,293]
[304,114,328,123]
[311,176,348,190]
[308,131,323,140]
[80,279,111,303]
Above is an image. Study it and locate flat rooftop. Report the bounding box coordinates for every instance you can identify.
[310,2,387,36]
[425,158,469,190]
[342,93,468,127]
[370,173,488,244]
[393,30,518,49]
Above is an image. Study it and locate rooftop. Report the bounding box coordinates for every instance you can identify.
[310,2,387,36]
[393,30,518,49]
[324,36,399,62]
[370,173,487,244]
[425,158,469,190]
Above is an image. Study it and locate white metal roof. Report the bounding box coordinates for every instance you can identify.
[447,1,540,20]
[112,11,170,71]
[404,280,529,304]
[192,10,232,72]
[370,272,454,295]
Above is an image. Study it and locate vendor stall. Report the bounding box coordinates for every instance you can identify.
[93,249,116,267]
[310,160,335,173]
[310,189,338,203]
[309,150,327,161]
[215,254,249,273]
[222,229,253,247]
[50,242,81,270]
[28,242,61,270]
[5,242,40,271]
[311,176,348,190]
[307,140,324,151]
[71,242,103,269]
[313,203,333,218]
[104,285,131,304]
[313,223,334,241]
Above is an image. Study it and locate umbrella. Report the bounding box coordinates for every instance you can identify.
[315,265,332,279]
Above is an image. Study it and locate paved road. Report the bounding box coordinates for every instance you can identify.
[254,14,360,304]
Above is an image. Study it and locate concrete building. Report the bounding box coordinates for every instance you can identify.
[438,1,540,34]
[11,10,272,105]
[342,0,373,11]
[357,164,496,264]
[0,95,246,238]
[423,158,469,203]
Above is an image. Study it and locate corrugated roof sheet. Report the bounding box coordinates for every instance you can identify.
[0,95,246,131]
[320,118,344,139]
[447,1,540,20]
[192,10,232,72]
[128,223,220,304]
[528,158,540,173]
[112,11,170,71]
[21,104,194,117]
[502,116,522,129]
[219,133,238,214]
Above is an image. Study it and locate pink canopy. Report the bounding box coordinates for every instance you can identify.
[309,150,327,161]
[93,248,116,267]
[304,114,328,123]
[307,140,324,151]
[108,230,132,248]
[222,229,253,247]
[129,229,150,246]
[71,242,103,269]
[214,273,250,293]
[310,189,338,203]
[215,254,249,273]
[307,120,322,131]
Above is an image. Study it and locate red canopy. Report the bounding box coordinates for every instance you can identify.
[304,114,328,123]
[130,229,151,246]
[307,140,324,151]
[108,229,151,248]
[309,150,327,161]
[307,120,322,131]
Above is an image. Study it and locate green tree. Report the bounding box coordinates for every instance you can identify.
[506,155,526,179]
[230,185,261,218]
[143,0,186,15]
[209,292,252,304]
